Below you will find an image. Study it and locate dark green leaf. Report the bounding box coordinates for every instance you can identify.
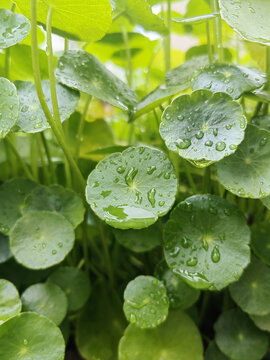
[0,233,12,264]
[205,342,229,360]
[251,222,270,266]
[0,77,19,139]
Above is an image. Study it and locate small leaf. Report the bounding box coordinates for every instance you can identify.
[55,50,137,113]
[113,224,162,253]
[164,195,250,290]
[119,310,203,360]
[10,211,75,270]
[0,178,39,235]
[215,309,269,360]
[250,313,270,333]
[205,342,229,360]
[123,275,169,328]
[230,257,270,316]
[0,9,30,49]
[219,0,270,45]
[0,233,12,264]
[191,64,266,100]
[0,312,65,360]
[22,184,85,228]
[86,146,178,229]
[0,77,19,139]
[15,80,79,133]
[160,90,247,168]
[48,267,91,312]
[155,260,200,310]
[21,282,68,325]
[0,279,21,323]
[215,125,270,198]
[251,222,270,266]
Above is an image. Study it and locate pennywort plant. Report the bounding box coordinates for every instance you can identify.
[1,0,270,359]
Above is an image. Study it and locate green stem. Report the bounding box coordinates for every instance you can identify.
[98,221,114,287]
[266,46,270,91]
[30,134,39,181]
[4,2,16,78]
[40,132,57,183]
[31,0,86,195]
[203,166,211,193]
[121,24,133,88]
[210,0,223,62]
[64,157,72,188]
[206,21,213,64]
[163,1,171,72]
[75,95,92,159]
[64,38,69,51]
[36,133,50,184]
[184,161,197,194]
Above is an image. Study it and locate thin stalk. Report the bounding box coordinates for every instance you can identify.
[266,46,270,91]
[64,38,69,51]
[36,133,50,184]
[112,9,125,22]
[121,24,133,88]
[206,21,213,64]
[30,134,39,181]
[64,157,72,188]
[184,161,197,194]
[40,132,57,183]
[203,166,211,193]
[210,0,223,62]
[98,221,114,287]
[31,0,85,195]
[164,0,171,72]
[4,3,16,78]
[81,220,90,275]
[75,95,92,159]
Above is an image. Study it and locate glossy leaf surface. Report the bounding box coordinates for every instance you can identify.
[0,279,21,323]
[0,77,19,139]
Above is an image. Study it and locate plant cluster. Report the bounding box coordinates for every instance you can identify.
[1,0,270,359]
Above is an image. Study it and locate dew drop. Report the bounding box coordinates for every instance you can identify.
[125,167,138,186]
[177,115,184,120]
[211,246,220,263]
[176,138,191,149]
[147,188,156,208]
[216,141,226,151]
[159,201,165,207]
[116,166,125,174]
[213,128,218,137]
[52,250,57,255]
[130,313,137,323]
[187,257,198,266]
[195,130,204,140]
[229,144,237,150]
[205,140,213,147]
[260,137,268,146]
[147,166,156,175]
[23,339,28,345]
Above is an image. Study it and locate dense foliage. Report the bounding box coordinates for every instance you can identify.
[1,0,270,359]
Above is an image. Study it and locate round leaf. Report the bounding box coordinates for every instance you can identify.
[123,276,169,329]
[163,195,251,290]
[0,178,39,235]
[0,233,12,264]
[0,77,19,139]
[230,257,270,316]
[86,146,178,230]
[113,224,162,253]
[0,9,30,49]
[219,0,270,45]
[15,80,79,133]
[250,313,270,332]
[48,266,91,312]
[215,125,270,198]
[205,342,229,360]
[0,279,21,323]
[0,312,65,360]
[160,90,247,168]
[10,211,75,269]
[21,283,68,325]
[251,222,270,265]
[22,184,85,228]
[119,310,203,360]
[155,261,200,310]
[191,64,266,100]
[215,309,269,360]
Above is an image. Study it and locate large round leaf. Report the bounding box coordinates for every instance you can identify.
[0,9,30,49]
[0,234,12,264]
[48,266,91,312]
[15,80,79,133]
[21,283,68,325]
[86,146,178,229]
[230,257,270,316]
[191,64,266,100]
[155,261,200,310]
[10,211,75,269]
[0,312,65,360]
[0,77,19,139]
[0,178,39,235]
[14,0,112,42]
[251,222,270,265]
[118,310,203,360]
[0,279,21,323]
[160,90,246,168]
[55,50,137,113]
[123,276,169,329]
[219,0,270,45]
[215,309,269,360]
[163,195,250,290]
[216,125,270,198]
[22,184,85,228]
[250,313,270,332]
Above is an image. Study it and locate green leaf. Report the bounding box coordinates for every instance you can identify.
[14,80,79,133]
[250,313,270,332]
[191,64,266,100]
[76,284,126,360]
[123,276,169,328]
[48,267,91,312]
[55,50,137,113]
[219,0,270,45]
[155,261,200,310]
[251,222,270,266]
[0,312,65,360]
[113,224,162,253]
[0,233,12,264]
[215,309,269,360]
[163,195,250,290]
[215,124,270,198]
[14,0,112,42]
[0,178,39,235]
[205,342,229,360]
[21,283,68,325]
[10,211,75,269]
[230,257,270,316]
[160,90,247,168]
[251,115,270,132]
[118,310,203,360]
[0,279,21,323]
[0,77,19,139]
[86,146,178,229]
[22,185,85,228]
[0,9,30,49]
